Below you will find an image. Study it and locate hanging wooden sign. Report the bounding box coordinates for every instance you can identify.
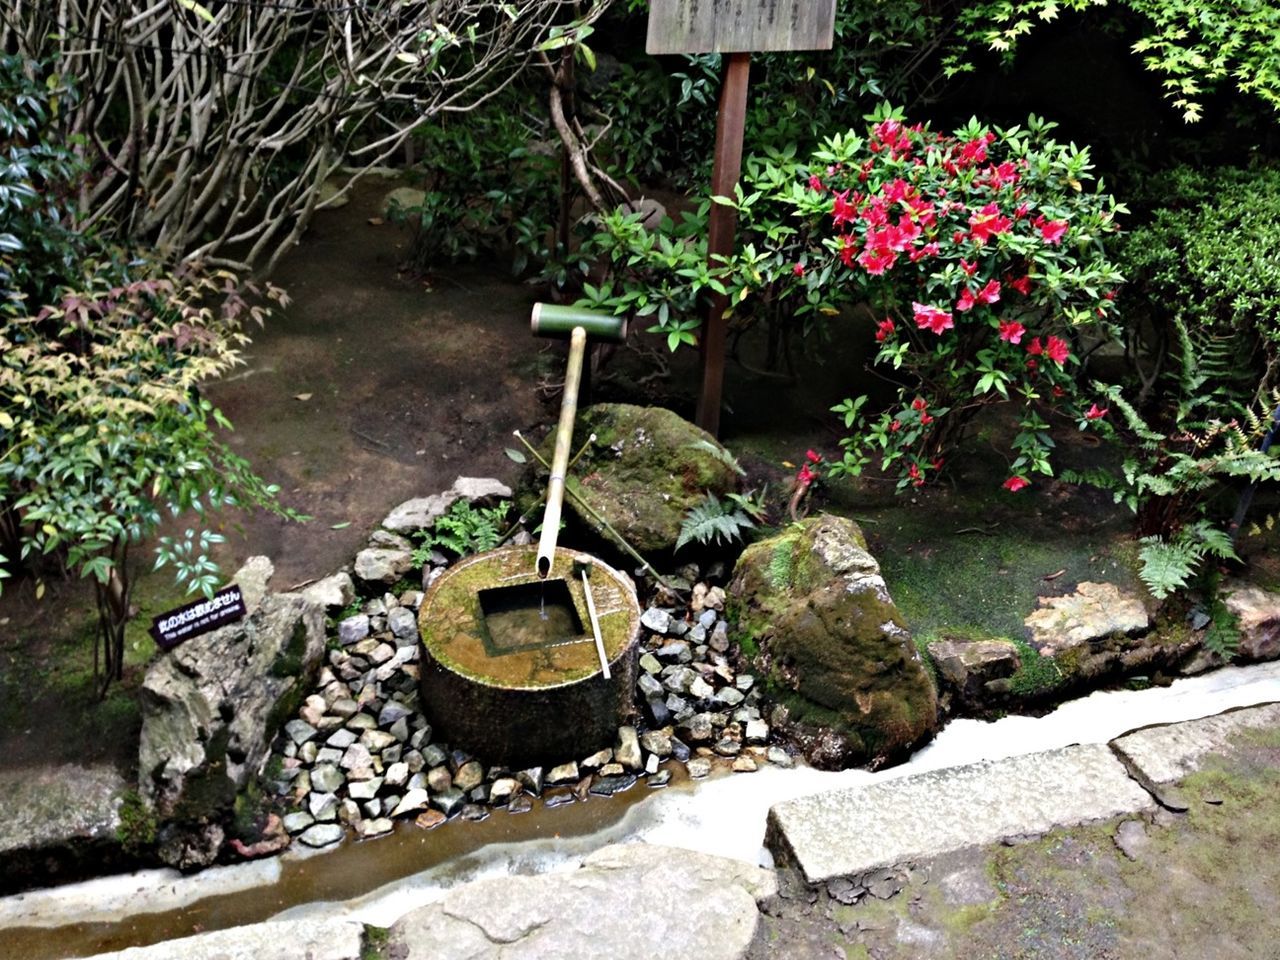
[646,0,836,56]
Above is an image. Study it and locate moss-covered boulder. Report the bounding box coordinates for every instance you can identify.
[729,514,938,769]
[520,403,740,555]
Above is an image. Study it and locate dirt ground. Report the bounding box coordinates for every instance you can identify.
[750,723,1280,960]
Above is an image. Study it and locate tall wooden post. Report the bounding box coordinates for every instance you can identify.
[646,0,836,437]
[695,53,750,435]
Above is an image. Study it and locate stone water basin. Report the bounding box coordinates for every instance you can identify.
[418,544,641,767]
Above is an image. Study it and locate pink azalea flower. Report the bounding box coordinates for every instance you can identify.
[1008,274,1033,296]
[998,319,1026,344]
[1085,403,1108,420]
[792,262,805,277]
[832,190,857,226]
[1045,335,1070,365]
[1038,218,1069,245]
[808,174,824,192]
[1003,476,1030,492]
[875,318,896,342]
[912,302,954,335]
[956,288,977,312]
[859,244,897,276]
[969,202,1013,245]
[977,279,1001,306]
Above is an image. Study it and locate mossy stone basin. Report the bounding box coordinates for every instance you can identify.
[417,544,641,767]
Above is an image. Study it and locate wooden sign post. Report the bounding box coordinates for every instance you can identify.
[647,0,836,436]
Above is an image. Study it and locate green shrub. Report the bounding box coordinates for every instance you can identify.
[411,499,511,565]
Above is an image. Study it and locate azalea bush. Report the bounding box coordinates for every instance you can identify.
[812,106,1125,491]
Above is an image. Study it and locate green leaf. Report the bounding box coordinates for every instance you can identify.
[330,521,352,529]
[504,447,527,464]
[176,0,216,23]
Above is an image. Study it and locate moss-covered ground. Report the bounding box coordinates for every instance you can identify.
[749,722,1280,959]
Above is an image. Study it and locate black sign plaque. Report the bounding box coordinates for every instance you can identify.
[150,585,247,651]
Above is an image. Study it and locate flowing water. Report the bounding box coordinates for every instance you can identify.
[5,661,1280,959]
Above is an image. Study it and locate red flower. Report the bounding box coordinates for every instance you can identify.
[977,279,1001,306]
[875,318,896,342]
[969,202,1013,245]
[911,397,927,412]
[1038,218,1069,245]
[793,262,805,277]
[1085,403,1108,420]
[806,449,822,463]
[839,235,857,267]
[874,118,903,145]
[931,456,945,470]
[858,244,897,275]
[1026,337,1044,356]
[1003,475,1030,492]
[958,137,988,166]
[960,258,979,277]
[890,420,902,433]
[1045,335,1070,365]
[797,464,817,487]
[808,174,824,192]
[1008,275,1033,296]
[998,319,1026,344]
[952,230,967,244]
[908,462,924,487]
[957,288,977,312]
[832,190,857,226]
[909,241,940,263]
[912,302,954,335]
[883,178,915,204]
[1015,202,1031,220]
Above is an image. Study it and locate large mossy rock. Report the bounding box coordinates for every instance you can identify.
[138,557,325,868]
[521,403,740,555]
[730,514,938,769]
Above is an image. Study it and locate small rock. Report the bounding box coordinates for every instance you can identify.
[866,869,904,900]
[713,686,745,709]
[361,730,398,753]
[427,766,453,793]
[547,761,580,785]
[686,757,712,779]
[348,778,382,801]
[387,607,418,644]
[745,719,770,743]
[599,762,625,777]
[338,615,370,646]
[656,641,692,664]
[639,653,663,675]
[640,730,673,757]
[282,811,315,834]
[641,608,674,634]
[679,713,715,743]
[670,737,692,762]
[645,754,660,775]
[645,698,672,727]
[589,774,637,797]
[698,608,718,630]
[384,762,409,789]
[354,547,414,586]
[310,764,344,794]
[431,787,465,817]
[489,778,520,806]
[709,621,730,653]
[298,823,344,848]
[647,770,672,788]
[338,800,361,825]
[378,700,414,728]
[581,748,613,771]
[713,737,742,757]
[543,788,576,808]
[704,586,726,611]
[517,767,544,796]
[637,673,665,701]
[507,794,533,814]
[691,582,709,612]
[460,804,489,822]
[826,877,864,905]
[415,809,446,829]
[301,572,356,611]
[454,761,484,792]
[732,756,758,773]
[356,818,394,839]
[391,789,430,818]
[326,728,358,750]
[285,719,318,746]
[615,726,643,771]
[309,792,339,821]
[688,676,715,701]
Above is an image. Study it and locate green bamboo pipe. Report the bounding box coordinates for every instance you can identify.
[531,304,626,579]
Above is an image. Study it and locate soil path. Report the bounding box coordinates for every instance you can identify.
[203,181,548,586]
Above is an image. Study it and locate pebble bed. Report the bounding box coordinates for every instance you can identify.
[266,563,794,850]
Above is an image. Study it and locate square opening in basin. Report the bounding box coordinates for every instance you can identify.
[477,579,587,657]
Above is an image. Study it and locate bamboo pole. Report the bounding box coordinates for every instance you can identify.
[536,325,587,579]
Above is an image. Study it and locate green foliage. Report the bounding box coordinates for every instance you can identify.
[1007,636,1064,697]
[1137,522,1240,600]
[676,492,757,552]
[1120,164,1280,404]
[766,535,796,590]
[683,439,745,476]
[412,500,511,564]
[0,261,300,692]
[0,56,86,314]
[392,85,559,276]
[116,790,158,855]
[946,0,1280,122]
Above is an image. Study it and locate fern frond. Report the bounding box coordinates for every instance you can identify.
[676,493,755,551]
[683,439,745,476]
[1137,535,1197,599]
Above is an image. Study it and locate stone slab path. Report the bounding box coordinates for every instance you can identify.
[766,743,1154,884]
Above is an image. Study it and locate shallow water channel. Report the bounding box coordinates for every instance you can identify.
[5,660,1280,959]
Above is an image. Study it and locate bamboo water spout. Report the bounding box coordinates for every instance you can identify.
[530,303,628,579]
